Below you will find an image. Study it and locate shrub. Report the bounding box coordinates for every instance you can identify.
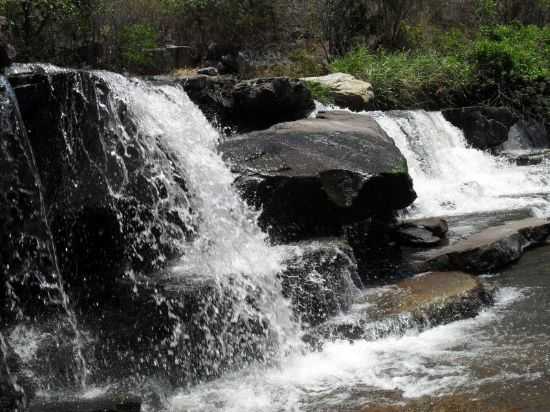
[119,23,159,71]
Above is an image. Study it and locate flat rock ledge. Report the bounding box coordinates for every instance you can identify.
[308,271,492,344]
[413,217,550,273]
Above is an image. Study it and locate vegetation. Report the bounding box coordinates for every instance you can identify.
[0,0,548,122]
[331,24,549,111]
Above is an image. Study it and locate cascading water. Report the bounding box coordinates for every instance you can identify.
[95,72,301,359]
[368,110,550,219]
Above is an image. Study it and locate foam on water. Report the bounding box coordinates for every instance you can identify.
[367,110,550,218]
[168,287,525,412]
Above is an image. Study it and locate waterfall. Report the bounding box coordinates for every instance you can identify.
[369,110,550,218]
[94,72,300,360]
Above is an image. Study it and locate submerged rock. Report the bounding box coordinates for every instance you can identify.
[414,218,550,273]
[302,72,374,111]
[177,75,314,132]
[310,271,493,343]
[221,111,416,241]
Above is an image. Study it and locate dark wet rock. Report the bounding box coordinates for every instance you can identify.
[221,111,416,241]
[442,106,518,150]
[176,75,314,132]
[231,77,315,131]
[1,333,27,412]
[500,120,550,151]
[29,394,141,412]
[414,218,550,273]
[177,74,237,128]
[281,239,361,327]
[86,272,276,385]
[8,70,193,307]
[309,271,493,344]
[394,218,449,248]
[0,76,65,327]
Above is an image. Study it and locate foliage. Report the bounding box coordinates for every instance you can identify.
[119,23,159,70]
[331,24,549,110]
[332,48,473,108]
[305,81,334,105]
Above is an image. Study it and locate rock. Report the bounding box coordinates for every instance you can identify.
[395,225,442,247]
[0,75,67,326]
[1,333,27,412]
[8,70,193,307]
[310,271,493,343]
[232,77,315,131]
[507,149,550,166]
[176,75,314,132]
[302,73,374,111]
[281,240,362,326]
[220,111,416,241]
[442,106,518,150]
[29,394,141,412]
[0,17,15,70]
[414,218,550,273]
[197,66,218,76]
[394,218,449,247]
[177,74,237,128]
[500,120,550,151]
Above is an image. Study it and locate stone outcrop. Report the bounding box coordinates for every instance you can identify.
[176,75,315,132]
[221,111,416,241]
[302,72,374,111]
[442,106,518,150]
[9,70,193,306]
[414,218,550,273]
[500,120,550,151]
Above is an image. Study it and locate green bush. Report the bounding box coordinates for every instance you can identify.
[119,23,159,71]
[305,81,334,105]
[332,48,473,108]
[331,24,549,109]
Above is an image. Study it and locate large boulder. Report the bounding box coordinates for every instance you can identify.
[176,75,315,132]
[442,106,518,150]
[8,69,193,307]
[414,218,550,273]
[221,111,416,241]
[302,73,374,111]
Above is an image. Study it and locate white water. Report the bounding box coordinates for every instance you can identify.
[168,287,526,412]
[96,72,301,354]
[369,110,550,219]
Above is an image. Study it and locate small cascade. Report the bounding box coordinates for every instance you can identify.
[369,110,550,218]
